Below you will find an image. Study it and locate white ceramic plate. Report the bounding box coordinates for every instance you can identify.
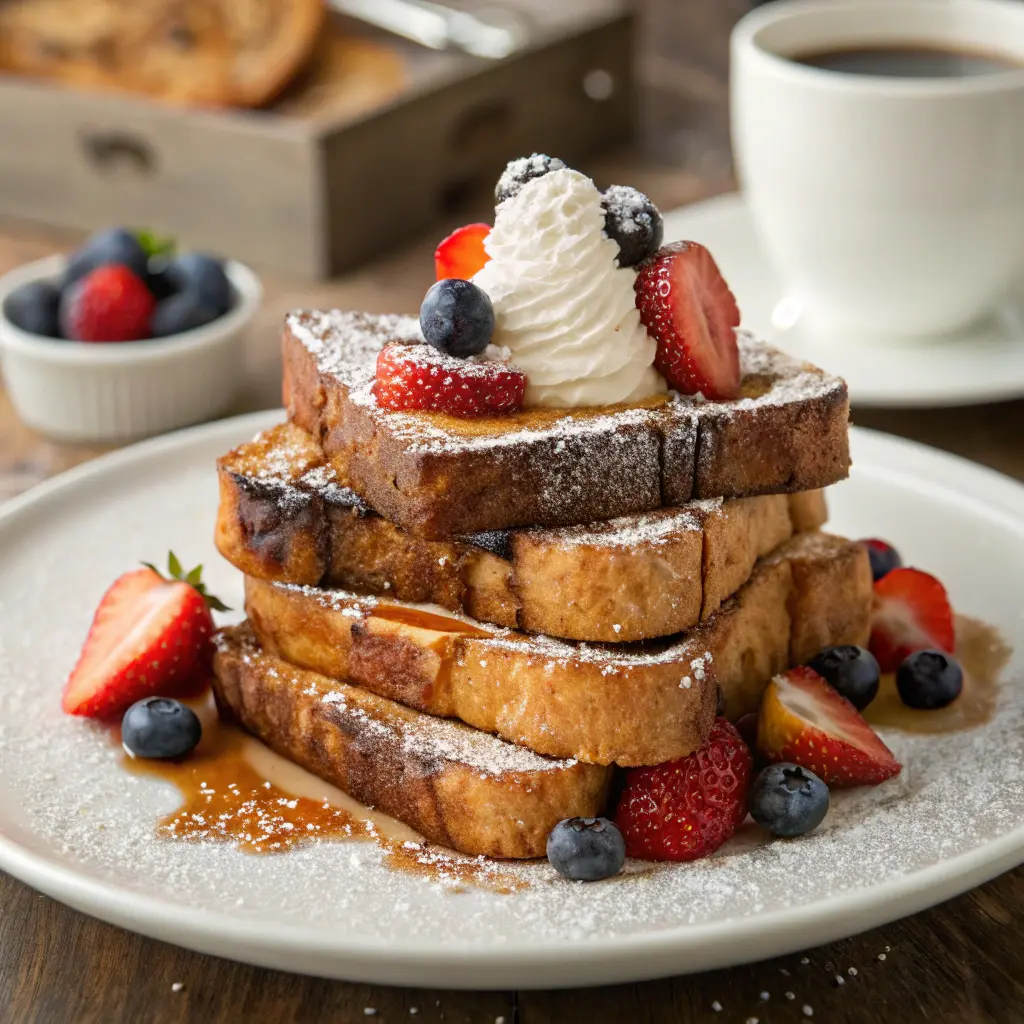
[662,193,1024,408]
[0,411,1022,990]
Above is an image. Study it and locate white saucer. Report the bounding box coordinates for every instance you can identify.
[0,412,1022,988]
[662,193,1024,408]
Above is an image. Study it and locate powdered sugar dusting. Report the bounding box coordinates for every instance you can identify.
[277,580,710,669]
[2,415,1022,961]
[227,632,578,777]
[535,504,710,551]
[284,313,843,457]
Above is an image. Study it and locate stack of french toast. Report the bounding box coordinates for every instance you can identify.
[211,157,873,864]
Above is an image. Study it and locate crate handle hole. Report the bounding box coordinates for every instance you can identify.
[81,132,157,176]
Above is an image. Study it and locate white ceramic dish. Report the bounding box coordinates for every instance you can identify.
[0,254,261,443]
[0,411,1021,990]
[662,193,1024,408]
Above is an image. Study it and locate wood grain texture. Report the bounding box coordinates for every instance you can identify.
[2,0,1024,1019]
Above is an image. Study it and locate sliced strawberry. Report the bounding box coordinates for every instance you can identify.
[757,667,901,787]
[372,342,525,418]
[634,241,741,400]
[62,554,228,720]
[435,223,491,281]
[614,718,753,862]
[869,567,955,673]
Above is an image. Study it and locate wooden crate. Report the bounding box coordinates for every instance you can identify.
[0,1,633,279]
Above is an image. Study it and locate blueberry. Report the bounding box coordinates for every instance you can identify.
[602,185,664,267]
[495,153,567,204]
[419,279,495,358]
[168,253,233,316]
[808,645,880,710]
[862,539,902,581]
[749,763,829,838]
[63,228,149,289]
[546,817,625,881]
[896,649,963,710]
[150,290,221,337]
[3,279,61,337]
[121,697,202,760]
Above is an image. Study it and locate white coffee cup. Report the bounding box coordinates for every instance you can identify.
[731,0,1024,340]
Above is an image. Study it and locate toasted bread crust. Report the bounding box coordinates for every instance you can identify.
[216,422,829,642]
[0,0,325,108]
[213,626,612,858]
[282,311,850,538]
[243,532,870,764]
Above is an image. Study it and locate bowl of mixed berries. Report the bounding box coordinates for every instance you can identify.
[0,228,261,442]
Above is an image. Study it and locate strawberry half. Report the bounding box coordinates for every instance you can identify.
[614,718,753,862]
[62,553,229,720]
[372,342,525,418]
[757,667,901,787]
[634,241,741,400]
[435,223,491,281]
[869,567,955,673]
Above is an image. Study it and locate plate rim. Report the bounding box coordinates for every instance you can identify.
[1,410,1023,987]
[662,191,1024,409]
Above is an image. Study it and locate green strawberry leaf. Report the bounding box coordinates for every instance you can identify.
[141,552,232,612]
[135,228,176,259]
[168,551,183,579]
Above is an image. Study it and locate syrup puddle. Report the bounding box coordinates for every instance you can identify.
[119,700,524,892]
[865,616,1011,734]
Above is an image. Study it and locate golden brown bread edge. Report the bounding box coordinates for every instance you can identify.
[0,0,326,108]
[216,422,830,642]
[244,532,873,766]
[213,626,612,859]
[282,312,851,538]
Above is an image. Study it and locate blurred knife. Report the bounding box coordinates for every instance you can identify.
[331,0,530,59]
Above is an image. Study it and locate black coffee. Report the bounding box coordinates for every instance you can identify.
[795,44,1022,78]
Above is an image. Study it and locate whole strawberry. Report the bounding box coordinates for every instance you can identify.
[614,718,753,861]
[59,263,155,342]
[62,553,229,720]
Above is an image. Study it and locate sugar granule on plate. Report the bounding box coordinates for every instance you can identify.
[803,1006,814,1017]
[171,982,184,993]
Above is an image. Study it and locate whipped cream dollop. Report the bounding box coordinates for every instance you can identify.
[472,169,665,408]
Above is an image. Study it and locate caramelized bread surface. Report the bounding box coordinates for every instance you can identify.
[282,311,851,537]
[217,422,829,642]
[213,626,612,859]
[244,532,871,765]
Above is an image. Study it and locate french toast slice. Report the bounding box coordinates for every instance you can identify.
[244,532,872,765]
[213,625,612,859]
[216,422,829,642]
[282,311,850,538]
[0,0,325,108]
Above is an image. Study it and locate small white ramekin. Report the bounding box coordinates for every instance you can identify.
[0,254,262,443]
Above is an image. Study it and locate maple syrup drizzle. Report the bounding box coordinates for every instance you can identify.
[120,715,522,892]
[372,604,492,637]
[864,615,1011,734]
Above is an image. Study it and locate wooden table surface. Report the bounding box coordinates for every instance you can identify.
[3,5,1024,1021]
